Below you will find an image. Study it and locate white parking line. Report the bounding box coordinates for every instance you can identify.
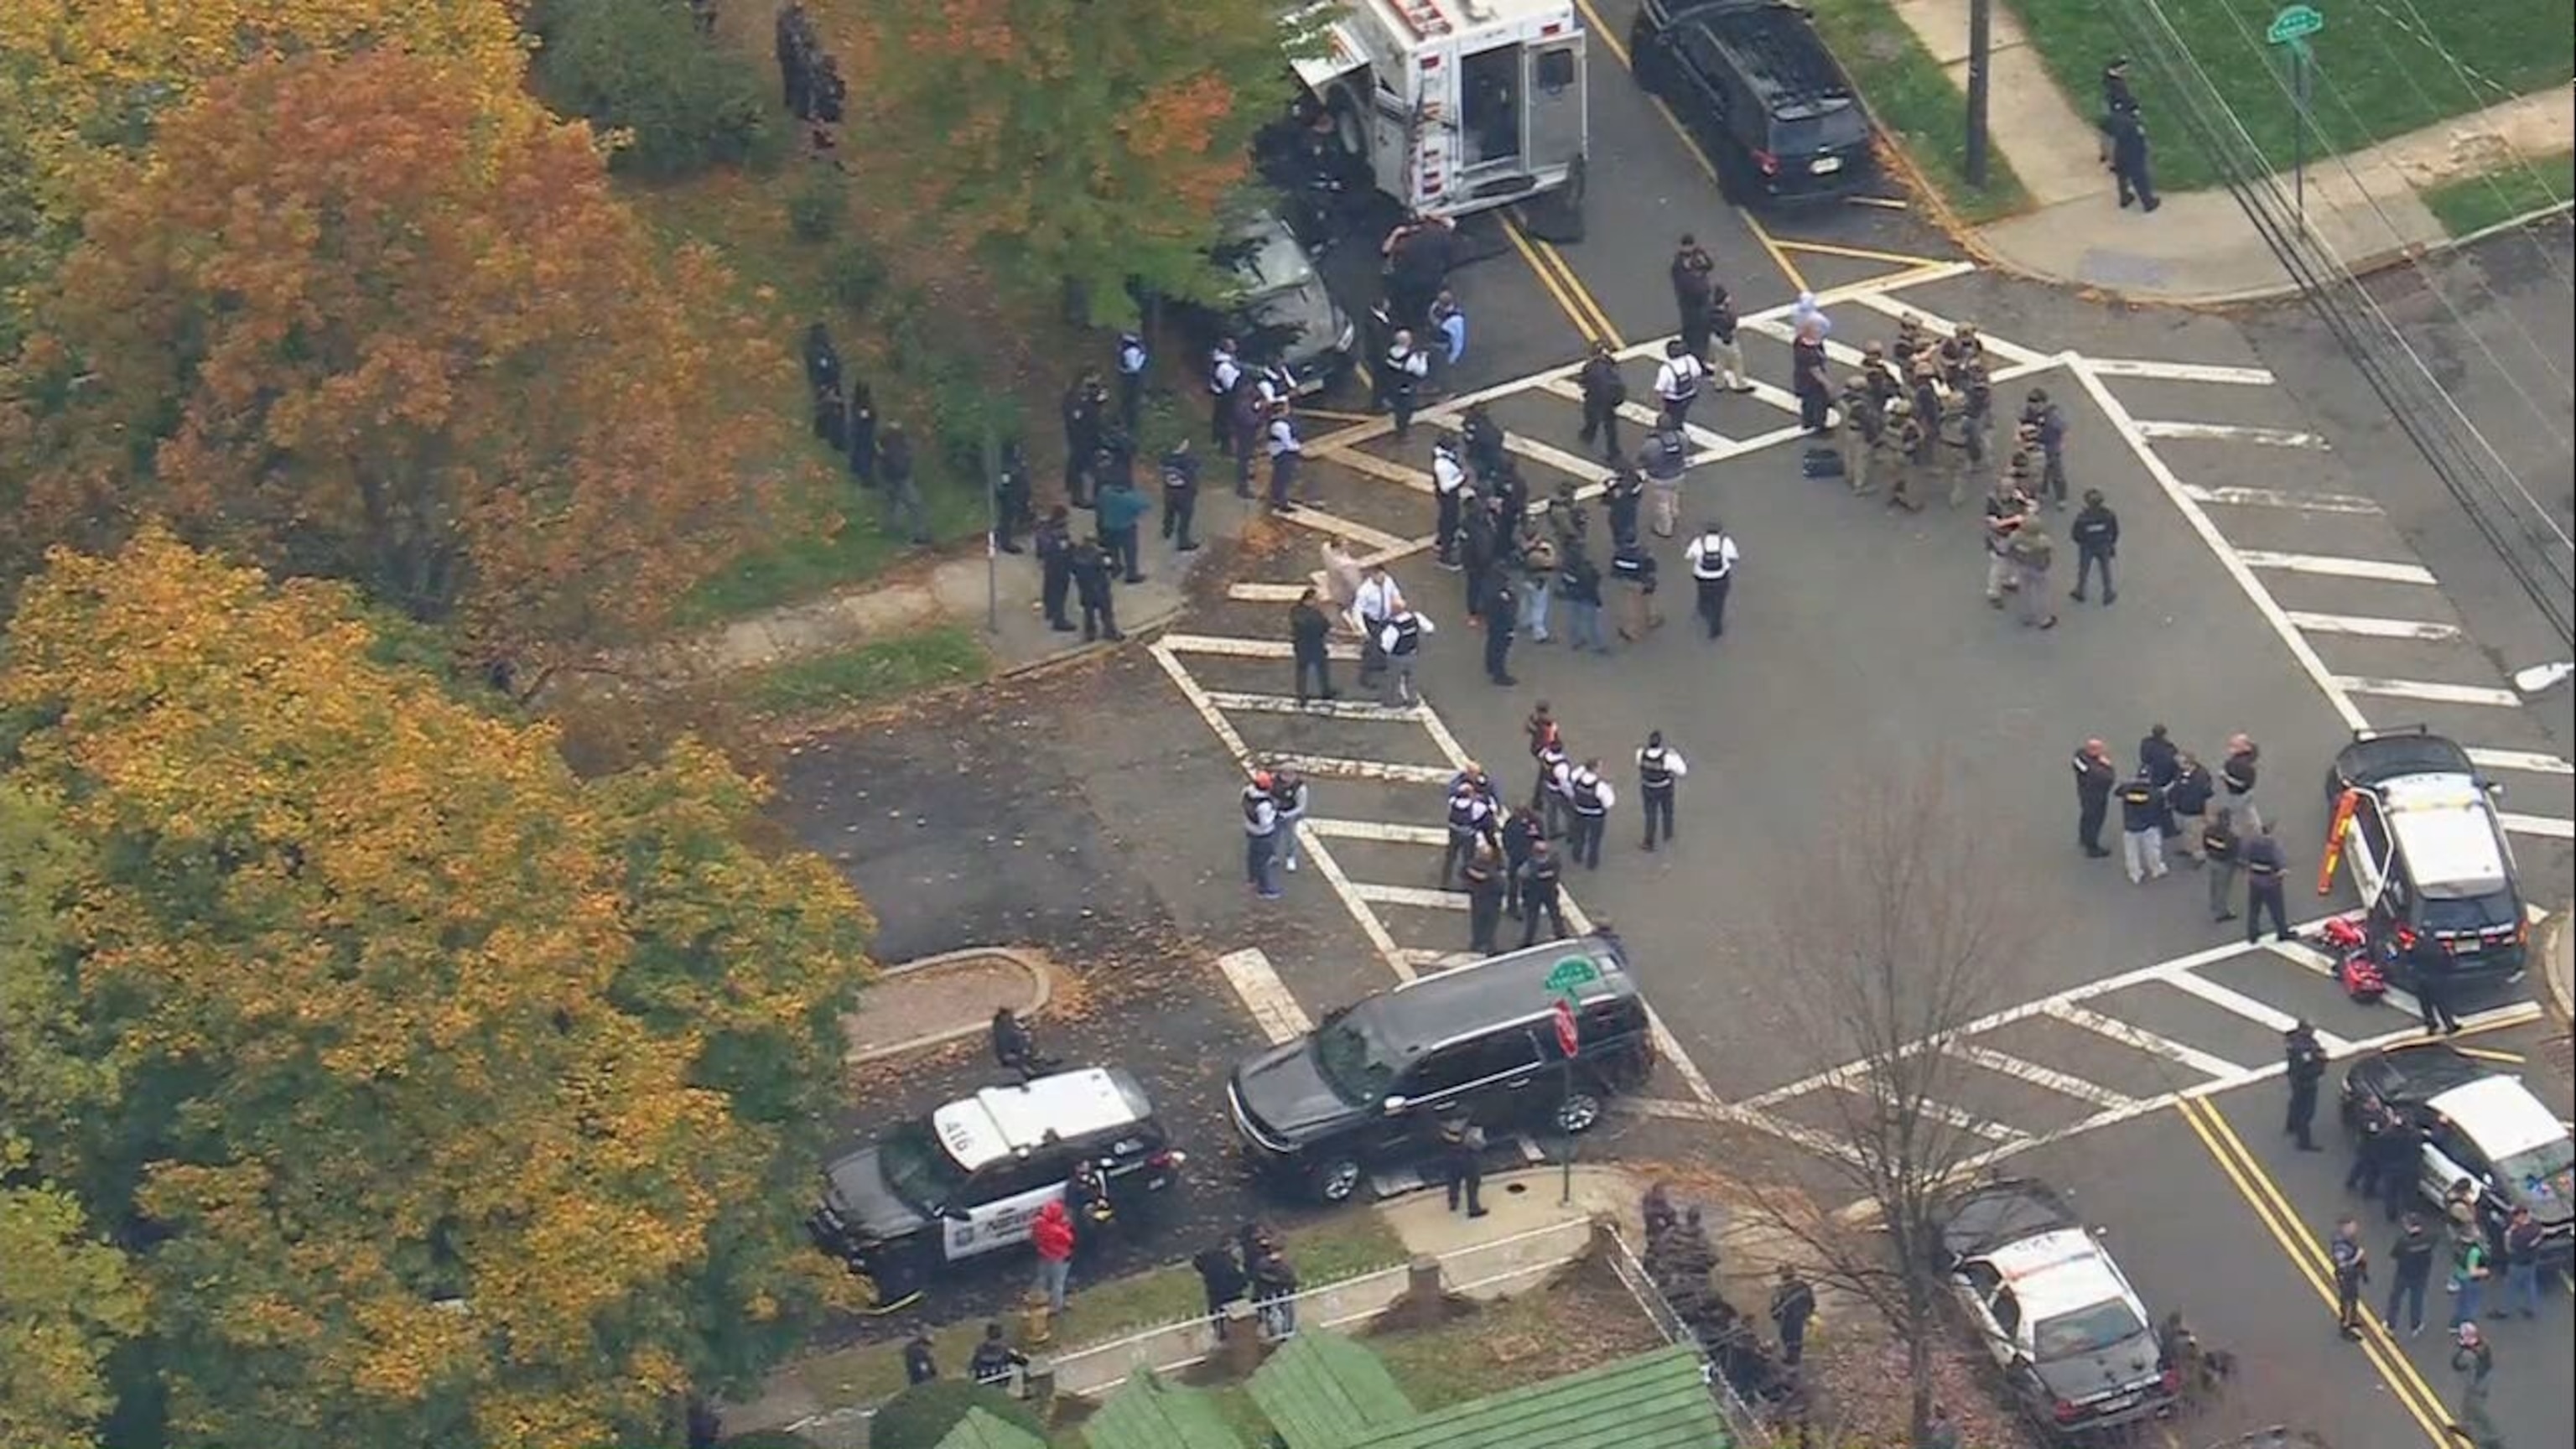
[1228,581,1314,603]
[1217,948,1315,1045]
[2501,812,2576,840]
[1302,817,1452,845]
[1268,754,1457,785]
[2044,1000,2253,1082]
[2183,484,2384,515]
[2237,550,2441,585]
[1400,948,1483,972]
[1535,377,1739,453]
[1198,689,1424,722]
[1827,1080,2028,1143]
[2159,969,2352,1052]
[1321,446,1432,492]
[2082,358,2278,385]
[1951,1044,2144,1111]
[1270,503,1412,554]
[1504,433,1615,481]
[2283,610,2464,642]
[1348,881,1469,911]
[1164,632,1361,662]
[1839,289,2055,368]
[2464,747,2574,776]
[2133,419,2328,449]
[2332,677,2525,708]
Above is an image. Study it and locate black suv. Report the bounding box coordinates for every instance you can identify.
[1632,0,1877,205]
[2324,727,2528,988]
[1227,937,1656,1204]
[808,1068,1186,1306]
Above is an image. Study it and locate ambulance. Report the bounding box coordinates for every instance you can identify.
[1291,0,1590,224]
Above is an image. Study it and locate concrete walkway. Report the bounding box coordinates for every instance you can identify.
[1883,0,2574,304]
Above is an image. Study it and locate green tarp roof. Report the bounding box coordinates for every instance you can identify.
[1341,1345,1730,1449]
[934,1405,1051,1449]
[1247,1330,1418,1449]
[1083,1366,1246,1449]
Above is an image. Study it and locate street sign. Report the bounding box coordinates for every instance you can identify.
[1551,998,1580,1057]
[1544,956,1599,996]
[2266,4,2324,45]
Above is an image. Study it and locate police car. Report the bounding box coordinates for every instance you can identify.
[2340,1044,2573,1267]
[808,1068,1185,1304]
[1936,1179,2177,1439]
[2324,728,2529,988]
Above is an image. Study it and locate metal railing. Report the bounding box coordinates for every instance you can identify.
[1598,1223,1774,1446]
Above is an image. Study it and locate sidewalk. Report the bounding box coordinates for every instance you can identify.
[840,948,1052,1064]
[1882,0,2574,304]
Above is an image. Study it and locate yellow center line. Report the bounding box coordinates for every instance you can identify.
[2446,1045,2523,1064]
[1568,0,1809,296]
[2177,1098,2459,1446]
[1500,215,1612,347]
[1524,221,1623,347]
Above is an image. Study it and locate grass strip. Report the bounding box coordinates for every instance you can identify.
[741,626,991,714]
[1805,0,2034,225]
[2420,148,2575,237]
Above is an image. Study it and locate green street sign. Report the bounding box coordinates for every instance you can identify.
[2267,4,2324,45]
[1544,957,1600,996]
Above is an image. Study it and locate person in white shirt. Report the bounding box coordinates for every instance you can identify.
[1565,759,1618,870]
[1207,340,1242,446]
[1353,565,1403,683]
[1654,339,1709,432]
[1377,606,1434,708]
[1242,772,1282,899]
[1431,434,1469,569]
[1682,522,1741,641]
[1384,329,1431,440]
[1635,730,1690,850]
[1264,403,1302,512]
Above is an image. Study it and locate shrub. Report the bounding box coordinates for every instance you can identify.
[827,241,887,311]
[533,0,774,179]
[924,356,1024,480]
[787,167,844,242]
[868,1381,1046,1449]
[715,1432,815,1449]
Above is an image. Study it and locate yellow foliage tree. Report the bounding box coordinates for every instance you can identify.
[0,529,875,1449]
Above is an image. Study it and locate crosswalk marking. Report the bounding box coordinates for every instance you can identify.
[2082,358,2277,385]
[2159,969,2351,1052]
[1267,754,1456,785]
[2332,676,2524,708]
[2044,1000,2252,1082]
[1504,433,1615,481]
[1198,689,1423,722]
[2500,812,2575,840]
[1826,1081,2028,1143]
[1228,581,1314,602]
[2133,419,2328,449]
[2185,484,2383,515]
[2464,747,2573,776]
[1349,881,1470,911]
[1302,818,1451,845]
[2238,551,2439,585]
[1217,948,1315,1045]
[1163,632,1363,662]
[2283,610,2463,641]
[1400,948,1483,971]
[1270,502,1412,553]
[1534,377,1735,452]
[1839,289,2054,368]
[1322,446,1433,492]
[1951,1044,2144,1111]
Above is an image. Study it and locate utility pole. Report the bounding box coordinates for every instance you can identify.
[1966,0,1992,188]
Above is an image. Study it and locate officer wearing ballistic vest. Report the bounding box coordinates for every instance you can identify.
[1432,433,1469,569]
[1636,730,1690,850]
[1461,839,1506,956]
[1517,839,1571,948]
[1207,338,1243,446]
[1159,439,1201,553]
[1115,330,1149,439]
[1242,771,1282,900]
[1379,605,1428,709]
[1441,777,1499,890]
[1837,374,1882,495]
[1532,737,1573,839]
[1384,329,1431,440]
[1684,522,1738,641]
[1566,759,1616,871]
[1436,1112,1488,1217]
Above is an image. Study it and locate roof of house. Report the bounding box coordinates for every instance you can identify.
[1342,1345,1730,1449]
[935,1406,1050,1449]
[1083,1367,1246,1449]
[1249,1330,1420,1449]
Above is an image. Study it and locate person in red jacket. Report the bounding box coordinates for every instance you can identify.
[1031,1199,1076,1312]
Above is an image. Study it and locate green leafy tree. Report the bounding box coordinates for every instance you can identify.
[841,0,1325,323]
[533,0,776,177]
[0,1165,148,1449]
[0,530,875,1449]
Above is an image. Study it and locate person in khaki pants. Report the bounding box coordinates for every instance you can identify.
[1838,375,1881,495]
[2167,750,2215,864]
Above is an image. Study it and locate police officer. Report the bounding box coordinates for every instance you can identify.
[1354,564,1400,688]
[1684,522,1738,640]
[1883,397,1924,512]
[848,377,877,489]
[2284,1020,2327,1151]
[2116,767,2168,884]
[1208,337,1244,446]
[1115,330,1149,439]
[1605,467,1645,551]
[1462,401,1507,483]
[1378,605,1430,708]
[1637,730,1689,850]
[1860,340,1903,408]
[2402,929,2463,1035]
[1432,432,1469,569]
[1566,758,1615,870]
[1290,586,1336,705]
[1608,533,1658,643]
[1441,776,1498,888]
[1640,413,1687,538]
[1670,234,1715,340]
[1062,370,1107,506]
[1708,285,1750,393]
[992,439,1032,554]
[1837,375,1881,495]
[1243,770,1282,899]
[1437,1113,1488,1217]
[1483,572,1519,687]
[1384,329,1431,439]
[2021,388,2071,508]
[1069,538,1119,642]
[1035,506,1077,632]
[2070,487,2120,604]
[1462,839,1507,955]
[2072,738,2116,858]
[1499,808,1540,921]
[1577,340,1628,460]
[1265,402,1303,513]
[2203,806,2241,922]
[1654,339,1708,433]
[1160,438,1201,553]
[2242,820,2292,944]
[1517,839,1570,947]
[1949,363,1993,506]
[1462,495,1500,624]
[1984,475,2031,607]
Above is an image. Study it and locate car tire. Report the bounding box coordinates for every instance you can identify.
[1327,86,1368,164]
[1554,1091,1605,1135]
[1312,1156,1363,1205]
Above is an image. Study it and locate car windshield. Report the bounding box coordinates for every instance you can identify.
[2422,888,2516,929]
[1773,102,1866,152]
[2032,1299,2150,1362]
[876,1121,970,1211]
[2496,1137,2574,1201]
[1313,1011,1400,1105]
[1223,225,1314,302]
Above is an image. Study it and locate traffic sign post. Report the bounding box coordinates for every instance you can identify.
[2267,7,2326,231]
[1551,992,1581,1204]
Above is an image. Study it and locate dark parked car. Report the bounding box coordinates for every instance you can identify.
[1630,0,1877,205]
[808,1068,1185,1306]
[1162,209,1357,396]
[2340,1044,2573,1266]
[1227,937,1656,1203]
[2324,726,2529,987]
[1936,1179,2178,1440]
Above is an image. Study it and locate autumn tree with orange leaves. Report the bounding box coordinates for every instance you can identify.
[0,529,875,1449]
[843,0,1326,322]
[9,49,792,653]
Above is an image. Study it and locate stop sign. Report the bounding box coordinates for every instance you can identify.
[1552,997,1580,1057]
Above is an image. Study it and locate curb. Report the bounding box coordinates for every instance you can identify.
[2537,910,2572,1031]
[844,945,1052,1064]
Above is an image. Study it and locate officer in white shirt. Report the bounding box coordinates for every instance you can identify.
[1377,606,1434,708]
[1682,522,1741,641]
[1654,339,1709,433]
[1353,566,1403,686]
[1384,329,1431,440]
[1264,402,1302,512]
[1635,730,1690,850]
[1431,433,1469,569]
[1208,340,1242,446]
[1115,330,1149,438]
